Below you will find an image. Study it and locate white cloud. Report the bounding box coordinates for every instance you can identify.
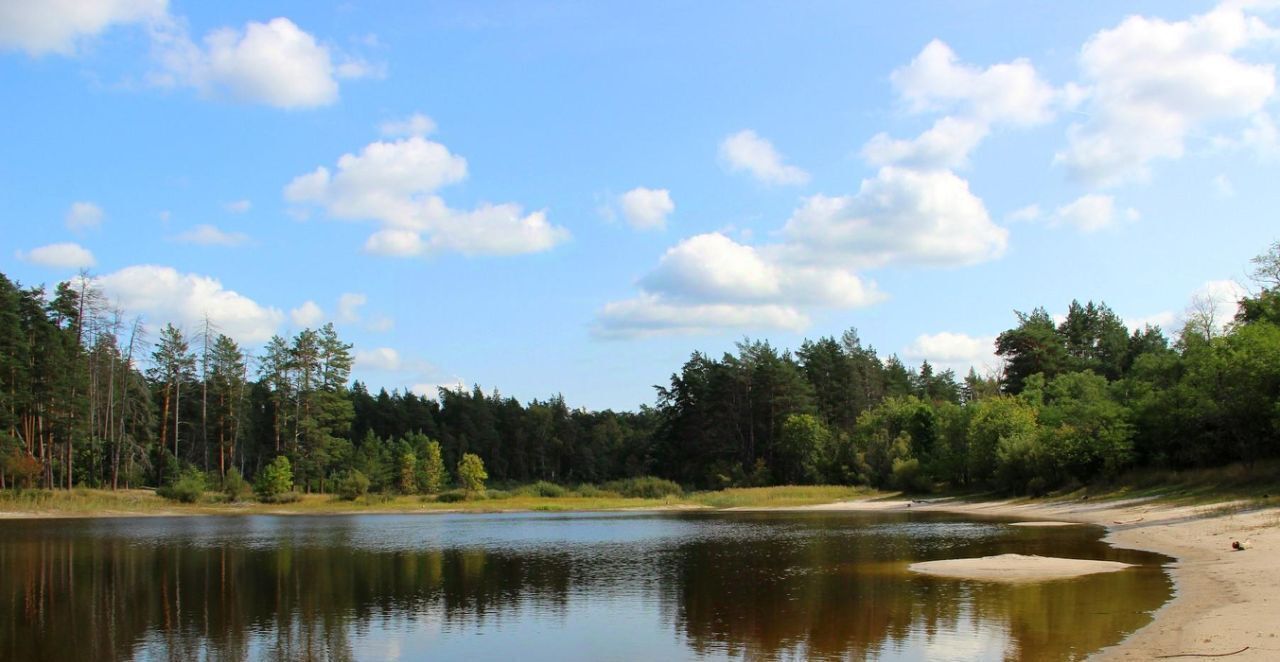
[1185,278,1248,331]
[65,201,104,232]
[1057,4,1278,186]
[890,39,1058,126]
[782,167,1007,269]
[862,117,989,170]
[0,0,166,56]
[902,331,999,375]
[289,300,324,327]
[618,187,674,231]
[1006,204,1042,223]
[153,17,350,109]
[94,265,283,343]
[595,294,811,339]
[1125,310,1177,331]
[17,242,97,269]
[718,130,810,185]
[355,347,400,371]
[173,224,249,246]
[1051,194,1139,232]
[379,112,436,137]
[366,315,394,332]
[287,134,569,256]
[224,199,251,213]
[337,292,366,322]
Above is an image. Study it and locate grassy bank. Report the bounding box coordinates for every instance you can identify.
[0,484,881,518]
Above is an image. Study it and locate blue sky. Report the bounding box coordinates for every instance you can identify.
[2,1,1278,410]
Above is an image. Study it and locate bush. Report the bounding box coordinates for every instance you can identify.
[157,471,206,503]
[572,484,620,498]
[485,489,512,500]
[435,489,469,503]
[255,456,293,501]
[518,480,566,498]
[457,453,488,492]
[336,470,371,501]
[602,476,683,499]
[222,468,252,502]
[259,491,301,504]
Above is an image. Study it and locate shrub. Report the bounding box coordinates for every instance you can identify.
[485,489,512,500]
[435,489,469,503]
[518,480,566,498]
[602,476,683,499]
[259,491,301,504]
[222,468,252,502]
[157,471,206,503]
[336,469,371,501]
[457,453,488,492]
[572,484,620,498]
[255,456,294,501]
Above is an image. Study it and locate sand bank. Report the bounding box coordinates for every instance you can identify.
[908,553,1131,582]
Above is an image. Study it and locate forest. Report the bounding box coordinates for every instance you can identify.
[1,242,1278,498]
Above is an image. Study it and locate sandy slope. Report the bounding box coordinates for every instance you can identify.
[808,496,1280,660]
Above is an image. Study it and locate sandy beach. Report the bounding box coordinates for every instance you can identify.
[800,496,1280,660]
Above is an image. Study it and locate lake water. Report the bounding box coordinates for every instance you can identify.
[0,511,1172,661]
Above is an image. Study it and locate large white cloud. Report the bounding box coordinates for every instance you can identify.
[17,242,97,269]
[782,167,1007,269]
[902,331,1000,375]
[595,295,811,339]
[153,17,370,109]
[1057,4,1277,186]
[619,187,674,231]
[1050,194,1139,233]
[719,130,810,185]
[862,117,989,171]
[286,133,569,256]
[890,39,1058,126]
[94,265,283,343]
[289,300,323,327]
[0,0,165,56]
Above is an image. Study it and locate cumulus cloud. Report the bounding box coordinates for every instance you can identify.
[65,201,104,232]
[618,187,674,231]
[891,39,1059,126]
[1056,4,1278,186]
[902,331,999,375]
[862,41,1058,170]
[596,295,811,339]
[289,300,324,327]
[17,242,97,269]
[1006,204,1042,223]
[286,133,569,256]
[224,199,251,213]
[781,167,1007,269]
[337,292,366,322]
[94,265,283,343]
[354,347,400,371]
[1051,194,1139,232]
[0,0,166,56]
[862,117,989,170]
[719,130,810,185]
[152,16,373,109]
[379,112,436,138]
[173,224,249,246]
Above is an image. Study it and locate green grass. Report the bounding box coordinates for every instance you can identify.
[1071,460,1280,510]
[688,485,881,508]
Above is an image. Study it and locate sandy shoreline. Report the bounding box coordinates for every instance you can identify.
[800,496,1280,660]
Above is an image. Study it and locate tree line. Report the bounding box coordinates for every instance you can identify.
[2,241,1278,496]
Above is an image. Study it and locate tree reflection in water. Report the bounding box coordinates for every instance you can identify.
[0,512,1170,661]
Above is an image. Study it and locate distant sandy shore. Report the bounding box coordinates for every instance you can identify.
[801,496,1279,660]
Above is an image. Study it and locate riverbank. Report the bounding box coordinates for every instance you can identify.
[789,495,1280,661]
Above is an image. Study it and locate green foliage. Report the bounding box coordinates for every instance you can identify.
[777,414,830,484]
[398,452,418,494]
[602,476,682,499]
[456,453,488,492]
[222,468,252,502]
[518,480,566,498]
[966,396,1039,485]
[336,470,371,500]
[157,470,205,503]
[419,440,446,494]
[255,456,293,500]
[435,489,471,503]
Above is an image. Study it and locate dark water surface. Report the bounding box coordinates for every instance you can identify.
[0,511,1172,661]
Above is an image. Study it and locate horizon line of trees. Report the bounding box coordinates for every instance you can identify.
[2,241,1278,496]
